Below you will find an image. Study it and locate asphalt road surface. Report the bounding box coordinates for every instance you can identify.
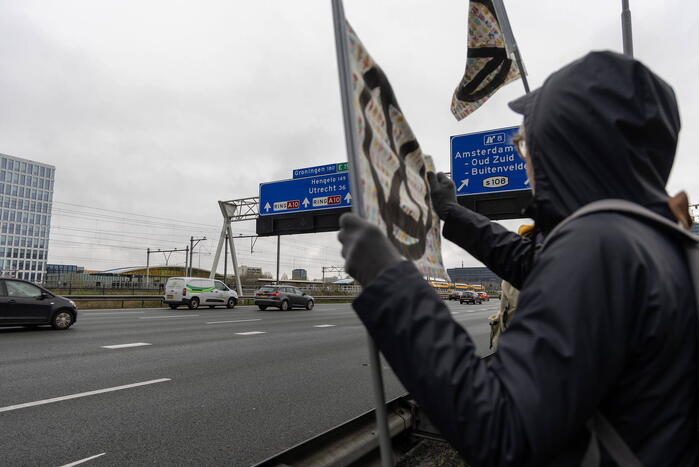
[0,299,498,466]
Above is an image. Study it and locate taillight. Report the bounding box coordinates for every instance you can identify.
[270,292,280,296]
[182,288,186,296]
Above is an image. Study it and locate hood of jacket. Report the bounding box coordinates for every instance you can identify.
[510,51,681,234]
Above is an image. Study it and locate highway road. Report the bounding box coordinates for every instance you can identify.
[0,299,498,466]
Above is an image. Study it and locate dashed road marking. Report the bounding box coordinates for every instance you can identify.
[101,343,152,349]
[0,379,171,413]
[313,324,336,328]
[206,319,262,325]
[60,452,107,466]
[140,315,200,319]
[235,331,267,336]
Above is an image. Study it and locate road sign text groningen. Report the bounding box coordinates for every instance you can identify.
[450,126,529,196]
[259,172,352,216]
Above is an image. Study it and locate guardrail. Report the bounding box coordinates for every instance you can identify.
[254,395,415,467]
[254,353,494,466]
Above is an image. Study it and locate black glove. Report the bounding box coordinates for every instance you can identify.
[427,172,457,220]
[338,213,403,286]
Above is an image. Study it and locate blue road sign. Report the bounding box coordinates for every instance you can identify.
[259,172,352,216]
[450,126,530,196]
[292,162,349,179]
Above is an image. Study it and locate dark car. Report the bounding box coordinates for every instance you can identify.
[460,291,482,305]
[255,285,314,311]
[0,278,78,329]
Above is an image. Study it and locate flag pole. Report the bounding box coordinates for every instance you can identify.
[331,1,394,466]
[621,0,633,56]
[491,0,530,94]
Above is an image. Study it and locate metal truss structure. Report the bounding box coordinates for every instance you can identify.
[209,197,260,296]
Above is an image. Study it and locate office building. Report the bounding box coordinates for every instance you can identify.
[0,153,55,282]
[292,268,308,281]
[47,264,84,275]
[447,267,501,289]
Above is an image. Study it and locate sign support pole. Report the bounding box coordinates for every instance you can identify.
[226,225,242,296]
[331,1,394,465]
[276,236,281,284]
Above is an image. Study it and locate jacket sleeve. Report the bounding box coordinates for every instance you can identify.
[353,218,635,466]
[441,202,536,289]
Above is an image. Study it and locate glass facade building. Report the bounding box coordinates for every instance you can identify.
[0,153,54,282]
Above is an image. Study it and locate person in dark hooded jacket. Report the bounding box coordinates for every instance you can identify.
[338,51,697,466]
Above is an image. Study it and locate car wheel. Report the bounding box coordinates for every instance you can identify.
[258,305,267,311]
[227,298,237,309]
[189,297,200,310]
[51,310,74,330]
[280,300,289,311]
[169,304,178,309]
[306,300,314,310]
[459,300,464,304]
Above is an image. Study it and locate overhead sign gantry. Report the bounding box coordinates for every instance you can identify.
[257,164,352,236]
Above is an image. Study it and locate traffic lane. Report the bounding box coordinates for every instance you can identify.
[0,302,496,405]
[0,304,495,371]
[0,308,495,465]
[0,323,408,466]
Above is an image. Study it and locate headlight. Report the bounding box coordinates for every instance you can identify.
[68,300,76,307]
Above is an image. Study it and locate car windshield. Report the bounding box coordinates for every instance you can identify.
[258,286,278,293]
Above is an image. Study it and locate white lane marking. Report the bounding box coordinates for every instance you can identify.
[60,452,107,467]
[0,379,171,413]
[206,319,262,325]
[83,311,145,316]
[235,331,266,336]
[139,315,199,319]
[101,343,152,349]
[313,324,336,328]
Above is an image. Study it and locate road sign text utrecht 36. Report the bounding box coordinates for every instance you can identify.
[259,172,352,216]
[450,126,530,196]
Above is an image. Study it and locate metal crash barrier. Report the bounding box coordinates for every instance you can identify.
[254,354,494,466]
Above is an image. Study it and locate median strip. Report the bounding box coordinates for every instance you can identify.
[0,379,171,413]
[101,343,152,349]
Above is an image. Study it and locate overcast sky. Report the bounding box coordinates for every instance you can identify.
[0,0,696,280]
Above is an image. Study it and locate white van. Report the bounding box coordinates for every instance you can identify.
[163,277,238,310]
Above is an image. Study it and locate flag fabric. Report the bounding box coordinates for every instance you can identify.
[451,0,521,121]
[346,24,450,281]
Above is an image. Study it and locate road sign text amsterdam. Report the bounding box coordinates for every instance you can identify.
[450,126,530,196]
[259,172,352,216]
[292,162,349,179]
